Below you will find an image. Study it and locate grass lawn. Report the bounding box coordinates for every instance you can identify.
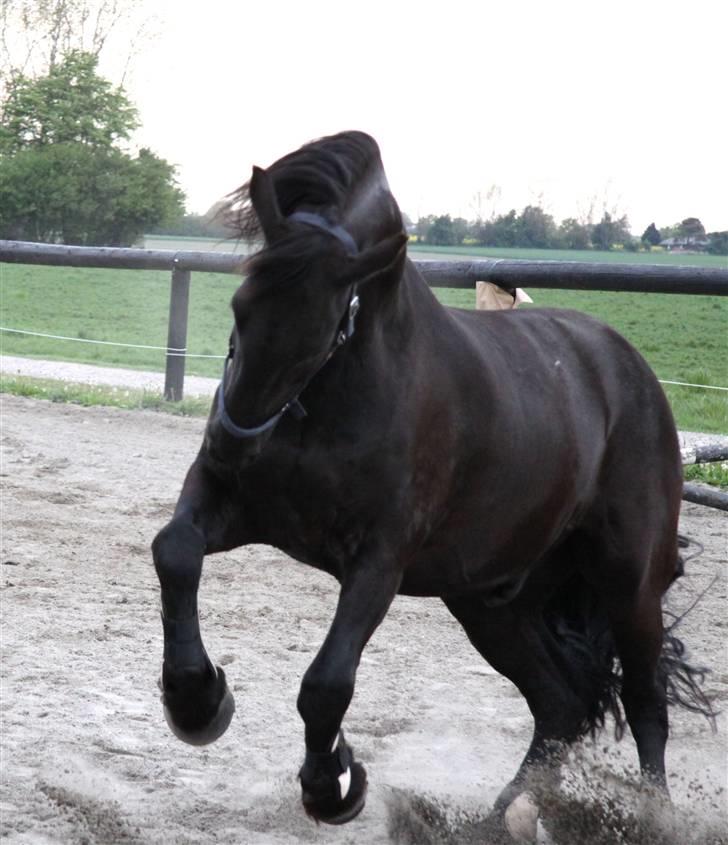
[1,247,726,433]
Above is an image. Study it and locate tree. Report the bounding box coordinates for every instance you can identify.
[426,215,457,246]
[415,215,434,242]
[517,205,558,248]
[452,217,469,245]
[678,217,706,238]
[559,218,591,250]
[707,232,728,256]
[0,51,185,245]
[0,50,137,153]
[591,212,632,251]
[641,222,661,247]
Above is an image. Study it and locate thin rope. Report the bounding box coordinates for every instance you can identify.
[0,327,226,359]
[0,326,726,385]
[659,379,728,392]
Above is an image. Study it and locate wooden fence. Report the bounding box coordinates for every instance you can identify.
[3,238,727,510]
[3,239,727,400]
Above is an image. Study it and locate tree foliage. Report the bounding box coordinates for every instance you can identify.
[591,212,632,251]
[0,50,137,153]
[678,217,706,238]
[641,222,661,246]
[0,51,184,245]
[706,231,728,255]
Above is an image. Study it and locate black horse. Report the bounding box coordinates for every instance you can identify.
[152,131,709,839]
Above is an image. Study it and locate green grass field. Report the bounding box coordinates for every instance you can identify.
[1,245,726,433]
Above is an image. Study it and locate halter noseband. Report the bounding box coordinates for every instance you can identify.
[217,213,360,440]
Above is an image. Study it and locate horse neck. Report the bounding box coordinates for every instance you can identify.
[355,253,444,359]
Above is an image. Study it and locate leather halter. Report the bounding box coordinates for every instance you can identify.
[217,213,360,440]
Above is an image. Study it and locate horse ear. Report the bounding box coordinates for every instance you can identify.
[340,232,408,286]
[249,165,284,243]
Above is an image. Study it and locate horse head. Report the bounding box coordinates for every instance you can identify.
[205,152,406,468]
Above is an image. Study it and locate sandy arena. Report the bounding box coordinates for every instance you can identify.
[1,395,726,843]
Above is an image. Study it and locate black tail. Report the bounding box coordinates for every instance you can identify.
[543,537,717,741]
[661,535,718,726]
[543,575,625,739]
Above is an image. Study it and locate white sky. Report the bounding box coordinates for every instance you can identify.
[66,0,728,232]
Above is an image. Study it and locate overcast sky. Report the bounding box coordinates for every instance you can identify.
[100,0,727,233]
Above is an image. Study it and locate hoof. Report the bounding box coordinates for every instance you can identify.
[300,731,367,825]
[160,664,235,746]
[303,761,367,825]
[504,792,539,843]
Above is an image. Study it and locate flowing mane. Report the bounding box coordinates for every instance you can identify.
[228,131,402,244]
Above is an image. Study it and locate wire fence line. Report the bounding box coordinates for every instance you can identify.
[1,324,727,392]
[0,327,226,359]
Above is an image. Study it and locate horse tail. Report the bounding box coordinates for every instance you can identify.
[660,535,718,726]
[542,534,717,741]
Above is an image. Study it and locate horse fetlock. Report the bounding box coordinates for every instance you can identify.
[161,662,235,746]
[299,731,367,825]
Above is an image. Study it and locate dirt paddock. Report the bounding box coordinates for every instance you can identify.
[1,395,726,844]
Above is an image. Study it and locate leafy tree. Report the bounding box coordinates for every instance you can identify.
[0,50,137,153]
[657,223,680,241]
[517,205,558,248]
[452,217,469,244]
[0,51,184,245]
[641,222,661,246]
[426,215,457,246]
[415,215,434,242]
[678,217,706,238]
[558,217,591,250]
[591,212,632,251]
[478,209,520,247]
[706,231,728,256]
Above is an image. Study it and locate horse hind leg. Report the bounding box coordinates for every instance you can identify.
[443,583,604,841]
[580,507,681,791]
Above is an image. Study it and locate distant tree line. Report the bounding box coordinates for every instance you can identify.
[414,209,728,255]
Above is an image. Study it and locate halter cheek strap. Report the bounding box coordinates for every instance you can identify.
[217,212,359,440]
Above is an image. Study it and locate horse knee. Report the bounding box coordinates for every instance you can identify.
[152,519,206,588]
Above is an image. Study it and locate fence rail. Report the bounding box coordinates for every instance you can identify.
[2,239,727,511]
[2,239,727,294]
[2,239,727,402]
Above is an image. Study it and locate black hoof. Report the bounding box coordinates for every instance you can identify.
[160,664,235,746]
[303,761,367,825]
[299,732,367,825]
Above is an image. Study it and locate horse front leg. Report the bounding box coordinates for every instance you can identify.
[151,455,244,746]
[297,555,402,824]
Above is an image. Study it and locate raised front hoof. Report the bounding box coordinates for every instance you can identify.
[302,761,367,825]
[160,665,235,746]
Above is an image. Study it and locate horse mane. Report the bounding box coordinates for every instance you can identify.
[227,131,391,242]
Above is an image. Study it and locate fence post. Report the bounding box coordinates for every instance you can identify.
[164,264,191,401]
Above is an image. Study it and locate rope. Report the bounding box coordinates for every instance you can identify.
[0,327,226,359]
[1,325,726,387]
[659,379,728,392]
